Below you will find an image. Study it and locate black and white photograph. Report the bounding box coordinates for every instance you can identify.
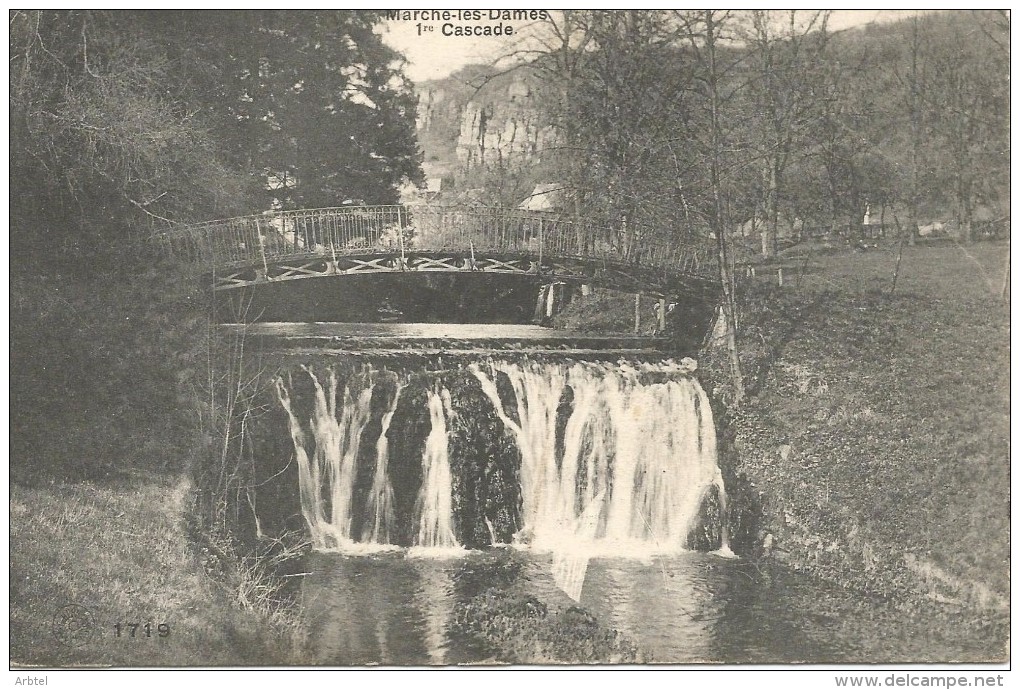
[8,8,1011,678]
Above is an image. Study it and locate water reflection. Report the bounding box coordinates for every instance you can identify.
[523,553,732,662]
[550,552,590,603]
[301,554,431,665]
[299,549,1002,665]
[591,560,721,662]
[412,559,454,665]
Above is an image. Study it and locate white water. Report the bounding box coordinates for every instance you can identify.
[275,366,462,551]
[363,379,401,544]
[275,359,727,566]
[470,359,726,557]
[275,367,375,549]
[415,387,458,548]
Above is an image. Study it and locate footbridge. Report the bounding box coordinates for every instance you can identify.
[156,205,719,301]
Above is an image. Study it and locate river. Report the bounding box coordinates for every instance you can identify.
[295,549,997,665]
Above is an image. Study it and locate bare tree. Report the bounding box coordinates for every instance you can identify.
[486,11,699,240]
[924,19,1009,243]
[681,10,746,404]
[906,13,923,246]
[497,10,596,217]
[744,10,830,257]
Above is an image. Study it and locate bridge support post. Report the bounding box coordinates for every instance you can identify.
[657,298,667,332]
[256,218,269,277]
[634,293,641,334]
[534,285,547,323]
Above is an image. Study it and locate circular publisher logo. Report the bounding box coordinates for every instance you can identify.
[52,604,96,647]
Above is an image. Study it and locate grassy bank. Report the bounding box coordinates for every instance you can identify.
[721,243,1009,619]
[10,476,305,667]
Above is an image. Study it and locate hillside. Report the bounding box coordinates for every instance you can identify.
[411,11,1009,237]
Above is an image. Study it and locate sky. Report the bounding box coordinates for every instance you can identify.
[381,10,929,83]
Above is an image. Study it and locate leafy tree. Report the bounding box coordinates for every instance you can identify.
[162,10,423,209]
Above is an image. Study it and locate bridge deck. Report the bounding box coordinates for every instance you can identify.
[221,322,675,356]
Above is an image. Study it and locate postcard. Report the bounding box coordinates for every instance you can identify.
[9,9,1010,680]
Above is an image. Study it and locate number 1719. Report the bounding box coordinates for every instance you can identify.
[114,622,171,638]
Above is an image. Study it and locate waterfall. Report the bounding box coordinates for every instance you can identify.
[275,367,375,550]
[470,359,725,556]
[274,358,727,559]
[362,380,401,544]
[275,366,461,552]
[414,387,459,549]
[275,376,322,536]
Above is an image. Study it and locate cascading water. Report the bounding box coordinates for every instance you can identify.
[273,358,728,562]
[276,366,376,549]
[362,380,401,544]
[470,359,728,556]
[275,365,461,551]
[414,387,458,549]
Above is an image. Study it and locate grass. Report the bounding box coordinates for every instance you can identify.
[718,242,1010,618]
[10,476,306,667]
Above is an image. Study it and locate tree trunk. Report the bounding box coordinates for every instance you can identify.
[760,162,777,258]
[907,15,921,247]
[768,163,780,256]
[705,11,745,405]
[958,168,974,243]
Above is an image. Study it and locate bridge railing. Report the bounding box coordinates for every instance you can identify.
[158,206,407,265]
[156,205,716,279]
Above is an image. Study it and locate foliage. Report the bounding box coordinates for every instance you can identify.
[9,259,211,484]
[10,11,424,251]
[9,11,253,257]
[158,10,424,209]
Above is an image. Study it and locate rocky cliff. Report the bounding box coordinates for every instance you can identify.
[415,66,556,202]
